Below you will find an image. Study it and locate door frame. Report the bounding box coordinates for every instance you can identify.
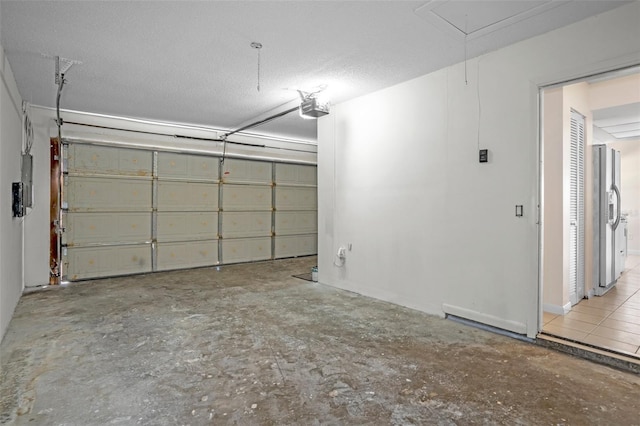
[537,64,640,333]
[49,137,61,285]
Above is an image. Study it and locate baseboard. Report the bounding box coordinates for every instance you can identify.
[442,303,527,334]
[543,302,571,315]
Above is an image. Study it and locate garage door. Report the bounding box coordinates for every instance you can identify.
[62,144,153,280]
[220,159,273,264]
[156,152,220,271]
[60,143,316,281]
[274,163,318,258]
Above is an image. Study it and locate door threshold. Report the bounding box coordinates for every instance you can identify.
[537,332,640,374]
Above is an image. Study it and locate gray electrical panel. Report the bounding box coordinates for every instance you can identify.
[21,153,33,208]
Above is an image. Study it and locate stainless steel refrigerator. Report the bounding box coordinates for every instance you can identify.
[593,144,624,296]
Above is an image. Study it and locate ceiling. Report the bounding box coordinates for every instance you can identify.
[593,102,640,143]
[0,1,631,142]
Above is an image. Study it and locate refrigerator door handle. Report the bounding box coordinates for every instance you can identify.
[612,183,621,230]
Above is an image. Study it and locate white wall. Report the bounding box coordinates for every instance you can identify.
[542,87,566,313]
[21,107,51,288]
[0,43,24,341]
[318,2,640,338]
[589,73,640,111]
[24,107,317,288]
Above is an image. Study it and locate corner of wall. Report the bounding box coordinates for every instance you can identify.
[0,44,25,342]
[543,302,572,316]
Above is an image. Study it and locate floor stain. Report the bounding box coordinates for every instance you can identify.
[1,256,639,425]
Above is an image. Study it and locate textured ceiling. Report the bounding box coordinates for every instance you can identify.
[0,1,631,142]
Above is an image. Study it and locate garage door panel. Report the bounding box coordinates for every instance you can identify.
[221,237,271,263]
[67,144,152,177]
[157,212,218,241]
[63,212,151,246]
[275,211,317,236]
[66,177,152,212]
[221,211,271,239]
[222,184,272,211]
[62,142,316,281]
[64,245,152,280]
[275,164,317,186]
[222,159,272,184]
[275,186,317,211]
[157,153,219,181]
[157,240,218,271]
[157,181,219,211]
[274,234,318,259]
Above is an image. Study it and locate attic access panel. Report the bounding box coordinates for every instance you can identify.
[415,0,566,40]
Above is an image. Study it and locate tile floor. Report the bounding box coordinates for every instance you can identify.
[543,255,640,358]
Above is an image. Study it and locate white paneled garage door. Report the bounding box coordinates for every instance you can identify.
[274,163,318,258]
[60,143,316,281]
[156,152,220,271]
[220,159,273,264]
[62,144,153,280]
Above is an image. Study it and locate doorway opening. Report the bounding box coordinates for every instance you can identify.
[539,67,640,359]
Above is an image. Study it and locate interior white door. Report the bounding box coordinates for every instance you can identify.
[569,110,585,305]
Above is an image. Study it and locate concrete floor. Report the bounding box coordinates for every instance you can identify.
[1,257,639,425]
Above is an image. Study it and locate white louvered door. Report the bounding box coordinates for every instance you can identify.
[569,110,585,305]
